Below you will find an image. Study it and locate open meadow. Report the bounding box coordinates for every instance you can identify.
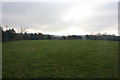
[2,40,118,78]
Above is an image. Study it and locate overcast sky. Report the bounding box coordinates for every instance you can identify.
[1,0,119,35]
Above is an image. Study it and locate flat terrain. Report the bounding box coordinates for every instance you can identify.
[2,40,118,78]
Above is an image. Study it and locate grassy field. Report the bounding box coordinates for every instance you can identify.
[2,40,118,78]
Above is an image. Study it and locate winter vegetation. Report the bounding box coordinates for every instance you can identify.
[1,1,119,78]
[1,26,120,41]
[1,26,119,78]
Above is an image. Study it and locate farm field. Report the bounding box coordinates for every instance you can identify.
[2,40,118,78]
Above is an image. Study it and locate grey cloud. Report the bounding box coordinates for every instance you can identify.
[83,2,118,33]
[2,2,118,35]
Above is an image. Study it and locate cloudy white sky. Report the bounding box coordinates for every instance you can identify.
[1,0,119,35]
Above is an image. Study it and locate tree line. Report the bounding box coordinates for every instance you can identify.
[0,27,120,41]
[85,34,120,41]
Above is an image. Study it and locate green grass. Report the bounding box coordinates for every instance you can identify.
[2,40,118,78]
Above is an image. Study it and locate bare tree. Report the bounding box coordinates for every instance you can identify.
[20,27,28,34]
